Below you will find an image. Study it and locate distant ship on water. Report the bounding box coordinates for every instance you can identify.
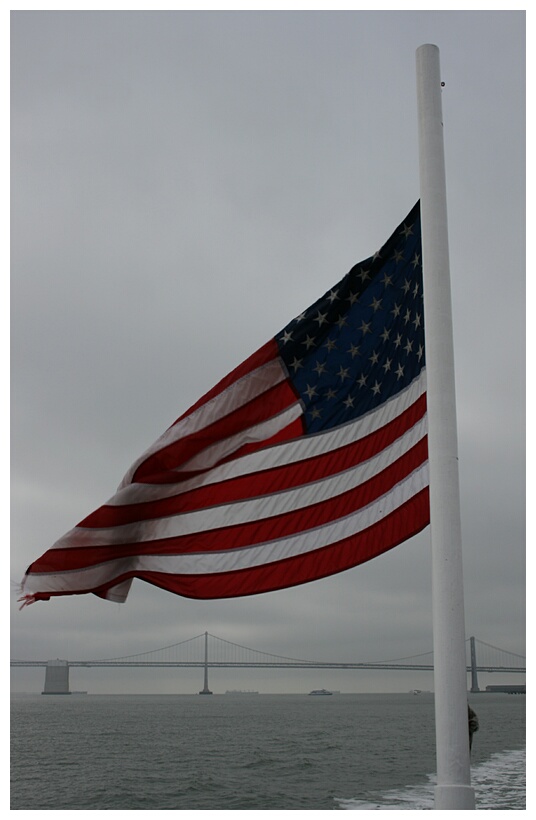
[308,688,333,696]
[225,689,259,695]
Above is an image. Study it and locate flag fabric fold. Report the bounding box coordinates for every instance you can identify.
[21,202,429,605]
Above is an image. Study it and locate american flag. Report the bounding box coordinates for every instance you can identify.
[21,202,429,605]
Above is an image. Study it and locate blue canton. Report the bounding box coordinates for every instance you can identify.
[276,202,424,433]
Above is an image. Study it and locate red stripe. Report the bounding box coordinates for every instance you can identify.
[172,339,279,423]
[29,488,430,603]
[132,377,298,484]
[32,438,428,573]
[137,489,430,600]
[211,414,306,469]
[125,413,305,487]
[80,394,426,529]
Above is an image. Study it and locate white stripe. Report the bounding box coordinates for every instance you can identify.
[175,401,303,473]
[52,415,427,549]
[110,368,427,507]
[25,464,429,594]
[118,357,287,489]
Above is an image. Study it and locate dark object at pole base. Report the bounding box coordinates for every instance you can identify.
[468,705,479,750]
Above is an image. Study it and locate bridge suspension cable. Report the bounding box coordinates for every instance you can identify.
[472,638,525,660]
[86,633,207,663]
[11,633,525,673]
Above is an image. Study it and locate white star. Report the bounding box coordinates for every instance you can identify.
[401,223,413,239]
[394,333,403,348]
[383,358,392,372]
[289,357,303,372]
[310,407,322,420]
[335,315,348,329]
[369,351,379,365]
[327,289,339,303]
[381,273,393,287]
[313,361,327,376]
[391,303,401,318]
[357,374,367,388]
[343,395,355,408]
[314,311,328,326]
[358,267,371,283]
[347,343,360,358]
[380,327,391,343]
[417,344,424,361]
[337,366,350,381]
[392,249,404,263]
[304,384,318,400]
[359,320,372,335]
[412,252,421,269]
[395,363,405,379]
[413,312,422,329]
[371,380,381,395]
[370,296,382,312]
[404,339,413,354]
[325,388,337,400]
[303,334,316,349]
[280,330,293,344]
[324,338,337,352]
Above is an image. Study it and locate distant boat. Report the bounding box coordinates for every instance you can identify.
[225,690,259,695]
[412,689,422,695]
[308,688,333,696]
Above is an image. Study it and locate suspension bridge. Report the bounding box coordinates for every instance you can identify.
[10,633,525,695]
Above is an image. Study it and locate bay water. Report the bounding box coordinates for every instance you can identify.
[10,692,525,810]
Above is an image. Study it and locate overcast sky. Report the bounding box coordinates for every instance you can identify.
[10,9,525,695]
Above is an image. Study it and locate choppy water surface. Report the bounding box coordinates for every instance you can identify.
[11,692,525,810]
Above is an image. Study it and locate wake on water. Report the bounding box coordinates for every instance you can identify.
[336,748,526,810]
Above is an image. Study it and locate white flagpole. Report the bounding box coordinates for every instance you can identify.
[416,44,475,810]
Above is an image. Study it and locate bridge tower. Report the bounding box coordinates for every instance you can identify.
[199,631,213,695]
[469,636,480,693]
[42,660,70,694]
